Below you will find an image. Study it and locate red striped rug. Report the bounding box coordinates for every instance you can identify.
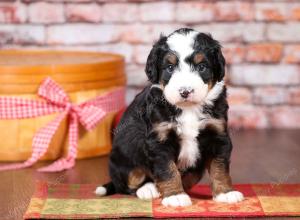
[24,182,300,219]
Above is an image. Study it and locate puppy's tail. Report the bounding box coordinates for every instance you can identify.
[95,181,116,196]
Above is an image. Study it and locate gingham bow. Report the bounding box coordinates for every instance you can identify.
[0,77,124,172]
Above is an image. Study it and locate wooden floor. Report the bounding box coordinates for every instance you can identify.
[1,129,300,220]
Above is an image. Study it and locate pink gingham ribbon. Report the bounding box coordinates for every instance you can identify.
[0,77,125,172]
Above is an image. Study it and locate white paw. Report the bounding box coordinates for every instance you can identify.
[214,191,244,203]
[95,186,107,196]
[136,182,160,200]
[161,193,192,207]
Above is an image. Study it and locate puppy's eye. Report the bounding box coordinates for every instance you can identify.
[166,65,174,73]
[197,63,207,72]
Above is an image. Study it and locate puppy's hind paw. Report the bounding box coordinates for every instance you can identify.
[213,191,244,203]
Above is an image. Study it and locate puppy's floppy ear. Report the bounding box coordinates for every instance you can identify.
[212,46,225,82]
[194,33,225,82]
[145,35,167,84]
[145,47,159,84]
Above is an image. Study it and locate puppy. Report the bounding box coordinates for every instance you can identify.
[95,28,244,207]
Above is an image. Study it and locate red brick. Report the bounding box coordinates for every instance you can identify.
[242,23,266,42]
[47,24,120,45]
[215,1,254,21]
[0,2,26,23]
[96,43,133,63]
[288,87,300,105]
[120,23,180,44]
[222,44,245,64]
[269,106,300,128]
[194,23,265,43]
[194,23,242,42]
[140,2,174,22]
[25,0,92,2]
[283,45,300,63]
[228,105,269,129]
[255,2,287,21]
[102,3,138,22]
[33,42,133,62]
[133,44,152,64]
[227,87,252,105]
[126,65,148,87]
[119,24,149,43]
[230,64,300,86]
[28,2,64,24]
[246,43,283,63]
[65,3,102,22]
[290,3,300,20]
[253,87,287,105]
[267,23,300,42]
[126,87,143,105]
[0,25,45,45]
[176,2,215,23]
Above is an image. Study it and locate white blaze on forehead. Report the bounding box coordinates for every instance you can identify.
[167,31,198,62]
[164,31,208,106]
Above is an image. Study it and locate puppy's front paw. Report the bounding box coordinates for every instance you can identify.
[136,182,160,200]
[213,191,244,203]
[161,193,192,207]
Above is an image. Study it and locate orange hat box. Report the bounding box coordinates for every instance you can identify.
[0,50,126,161]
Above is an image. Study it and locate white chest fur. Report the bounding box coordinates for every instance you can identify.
[176,108,206,171]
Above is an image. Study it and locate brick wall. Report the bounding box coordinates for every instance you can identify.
[1,0,300,129]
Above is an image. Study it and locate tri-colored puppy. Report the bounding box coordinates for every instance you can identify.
[95,28,244,207]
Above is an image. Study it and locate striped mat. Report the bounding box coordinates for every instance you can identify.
[24,182,300,219]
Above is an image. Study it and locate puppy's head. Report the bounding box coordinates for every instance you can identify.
[145,28,225,108]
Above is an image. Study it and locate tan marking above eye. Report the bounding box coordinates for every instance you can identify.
[166,53,177,65]
[194,53,204,64]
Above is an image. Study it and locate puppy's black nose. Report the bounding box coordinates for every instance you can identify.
[179,87,194,99]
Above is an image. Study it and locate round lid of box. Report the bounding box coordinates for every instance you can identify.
[0,50,126,94]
